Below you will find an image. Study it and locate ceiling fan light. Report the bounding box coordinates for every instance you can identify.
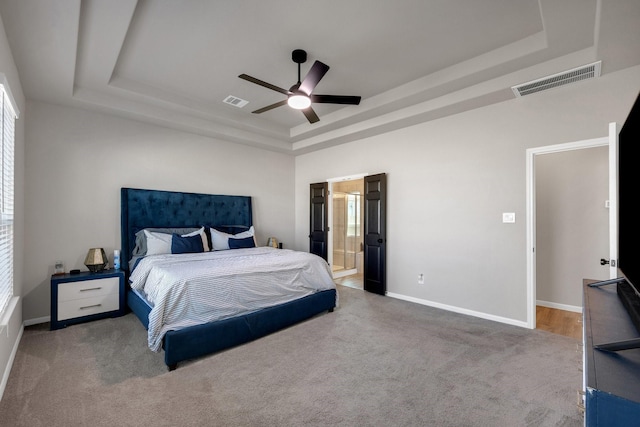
[288,94,311,110]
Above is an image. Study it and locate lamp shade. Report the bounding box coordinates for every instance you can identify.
[84,248,108,272]
[266,237,279,248]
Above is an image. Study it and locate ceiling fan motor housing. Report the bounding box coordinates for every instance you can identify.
[292,49,307,64]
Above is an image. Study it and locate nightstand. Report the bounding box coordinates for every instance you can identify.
[50,269,126,330]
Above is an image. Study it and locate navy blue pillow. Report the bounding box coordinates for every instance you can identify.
[171,234,204,254]
[228,236,256,249]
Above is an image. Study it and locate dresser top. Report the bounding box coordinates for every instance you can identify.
[584,280,640,403]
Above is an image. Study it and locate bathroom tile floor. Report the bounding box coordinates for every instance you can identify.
[334,273,363,290]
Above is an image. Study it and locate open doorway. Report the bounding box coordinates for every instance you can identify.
[312,172,387,294]
[534,146,608,339]
[330,178,364,289]
[526,127,618,334]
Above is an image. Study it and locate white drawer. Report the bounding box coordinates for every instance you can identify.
[58,277,119,302]
[57,292,119,321]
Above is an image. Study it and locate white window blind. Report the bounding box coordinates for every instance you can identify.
[0,82,16,318]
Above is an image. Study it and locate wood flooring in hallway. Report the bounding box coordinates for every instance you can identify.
[536,305,582,340]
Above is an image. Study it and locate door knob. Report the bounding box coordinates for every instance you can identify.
[600,258,610,266]
[377,238,383,243]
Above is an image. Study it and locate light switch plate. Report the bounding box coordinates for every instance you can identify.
[502,212,516,223]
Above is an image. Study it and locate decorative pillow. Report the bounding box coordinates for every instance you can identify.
[210,226,255,251]
[228,236,256,249]
[171,233,204,254]
[181,227,210,252]
[141,228,208,256]
[133,227,201,256]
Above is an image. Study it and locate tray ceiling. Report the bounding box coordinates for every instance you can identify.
[0,0,638,154]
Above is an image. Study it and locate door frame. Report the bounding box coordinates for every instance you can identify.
[525,125,618,329]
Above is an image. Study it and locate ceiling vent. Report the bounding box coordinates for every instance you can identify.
[511,61,601,97]
[223,95,249,108]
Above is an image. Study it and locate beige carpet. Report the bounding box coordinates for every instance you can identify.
[0,285,583,426]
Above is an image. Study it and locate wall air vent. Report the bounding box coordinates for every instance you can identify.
[223,95,249,108]
[511,61,601,97]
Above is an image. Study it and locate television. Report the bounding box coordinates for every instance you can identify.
[592,90,640,351]
[616,90,640,331]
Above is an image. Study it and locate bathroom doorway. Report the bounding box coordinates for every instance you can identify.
[330,178,364,289]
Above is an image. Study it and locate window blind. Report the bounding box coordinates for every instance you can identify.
[0,83,16,317]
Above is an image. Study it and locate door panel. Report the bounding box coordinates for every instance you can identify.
[364,173,386,295]
[309,182,328,260]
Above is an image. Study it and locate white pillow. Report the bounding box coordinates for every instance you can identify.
[181,227,210,252]
[144,230,173,255]
[210,226,255,251]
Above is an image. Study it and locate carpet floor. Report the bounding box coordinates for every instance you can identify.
[0,285,583,426]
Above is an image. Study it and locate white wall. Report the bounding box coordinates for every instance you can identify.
[23,101,295,321]
[0,10,25,400]
[294,65,640,324]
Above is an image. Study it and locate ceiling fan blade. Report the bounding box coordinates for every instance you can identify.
[239,74,291,95]
[311,94,361,105]
[252,99,288,114]
[299,61,330,95]
[302,106,320,124]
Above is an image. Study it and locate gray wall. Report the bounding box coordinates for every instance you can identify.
[294,65,640,325]
[23,101,296,321]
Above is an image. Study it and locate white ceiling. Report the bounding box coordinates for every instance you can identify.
[1,0,639,154]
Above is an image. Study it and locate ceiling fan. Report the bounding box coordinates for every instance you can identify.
[238,49,361,124]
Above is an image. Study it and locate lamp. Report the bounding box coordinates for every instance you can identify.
[84,248,108,273]
[266,237,279,248]
[287,92,311,110]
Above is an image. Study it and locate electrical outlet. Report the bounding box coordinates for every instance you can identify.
[418,273,424,285]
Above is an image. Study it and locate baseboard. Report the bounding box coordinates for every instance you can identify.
[24,316,50,327]
[386,292,529,328]
[536,300,582,313]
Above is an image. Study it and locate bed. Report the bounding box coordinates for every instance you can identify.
[121,187,337,370]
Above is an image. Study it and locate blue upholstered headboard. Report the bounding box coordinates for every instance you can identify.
[120,188,252,272]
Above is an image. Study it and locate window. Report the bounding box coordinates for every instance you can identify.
[0,80,17,318]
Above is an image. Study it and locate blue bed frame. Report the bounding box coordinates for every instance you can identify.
[121,187,336,370]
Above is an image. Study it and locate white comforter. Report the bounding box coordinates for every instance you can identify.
[129,247,336,352]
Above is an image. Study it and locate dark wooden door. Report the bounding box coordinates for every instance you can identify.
[364,173,386,295]
[309,182,328,260]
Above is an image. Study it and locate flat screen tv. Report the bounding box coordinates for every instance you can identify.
[619,92,640,285]
[591,90,640,352]
[617,91,640,322]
